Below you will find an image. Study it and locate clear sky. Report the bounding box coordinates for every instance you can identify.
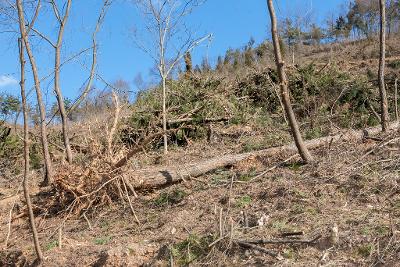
[0,0,348,106]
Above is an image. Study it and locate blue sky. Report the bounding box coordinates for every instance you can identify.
[0,0,347,106]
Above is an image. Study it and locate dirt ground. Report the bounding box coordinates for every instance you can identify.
[1,128,399,266]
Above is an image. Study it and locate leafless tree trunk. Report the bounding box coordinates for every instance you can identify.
[18,37,44,262]
[161,74,168,154]
[266,0,313,163]
[395,78,398,121]
[17,0,53,185]
[379,0,389,131]
[53,0,73,163]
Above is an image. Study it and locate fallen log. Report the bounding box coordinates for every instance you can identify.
[125,122,399,189]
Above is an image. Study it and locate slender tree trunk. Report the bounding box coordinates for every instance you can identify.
[379,0,389,131]
[54,0,73,163]
[266,0,313,163]
[17,0,53,185]
[395,78,398,121]
[18,38,44,262]
[162,75,168,154]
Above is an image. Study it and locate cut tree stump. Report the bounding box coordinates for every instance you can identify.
[124,122,398,190]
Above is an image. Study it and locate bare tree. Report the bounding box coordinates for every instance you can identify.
[378,0,389,131]
[28,0,74,163]
[266,0,313,163]
[53,0,73,163]
[18,37,44,262]
[17,0,53,185]
[134,0,211,154]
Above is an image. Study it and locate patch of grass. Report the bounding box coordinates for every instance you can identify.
[170,234,214,265]
[45,240,58,251]
[357,244,373,258]
[305,127,323,140]
[235,195,252,208]
[287,161,303,171]
[99,220,110,230]
[388,60,400,69]
[361,226,371,236]
[305,207,318,215]
[375,225,390,236]
[271,219,296,232]
[237,167,257,182]
[293,189,307,198]
[94,236,111,245]
[154,189,187,207]
[211,169,232,185]
[291,204,305,214]
[242,140,265,152]
[283,248,295,259]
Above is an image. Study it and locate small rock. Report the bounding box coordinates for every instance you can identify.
[257,214,270,227]
[171,227,176,235]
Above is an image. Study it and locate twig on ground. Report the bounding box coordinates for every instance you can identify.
[235,240,278,257]
[121,177,140,225]
[280,231,304,237]
[83,212,92,230]
[250,154,298,182]
[238,233,322,245]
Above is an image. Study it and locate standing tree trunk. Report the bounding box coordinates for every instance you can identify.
[395,78,398,121]
[379,0,389,131]
[162,75,168,154]
[54,0,73,163]
[17,0,53,185]
[18,38,44,262]
[266,0,313,163]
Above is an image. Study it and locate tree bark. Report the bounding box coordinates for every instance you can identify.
[18,37,44,262]
[266,0,313,163]
[379,0,389,131]
[124,122,399,189]
[395,78,398,121]
[162,75,168,154]
[54,0,73,163]
[17,0,53,185]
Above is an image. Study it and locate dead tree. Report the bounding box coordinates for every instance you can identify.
[18,37,44,262]
[134,0,211,154]
[266,0,313,163]
[17,0,53,185]
[378,0,389,131]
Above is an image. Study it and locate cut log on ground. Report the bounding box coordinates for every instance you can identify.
[125,122,399,189]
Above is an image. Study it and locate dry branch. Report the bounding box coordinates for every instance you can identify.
[168,116,230,125]
[235,241,278,257]
[238,234,322,245]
